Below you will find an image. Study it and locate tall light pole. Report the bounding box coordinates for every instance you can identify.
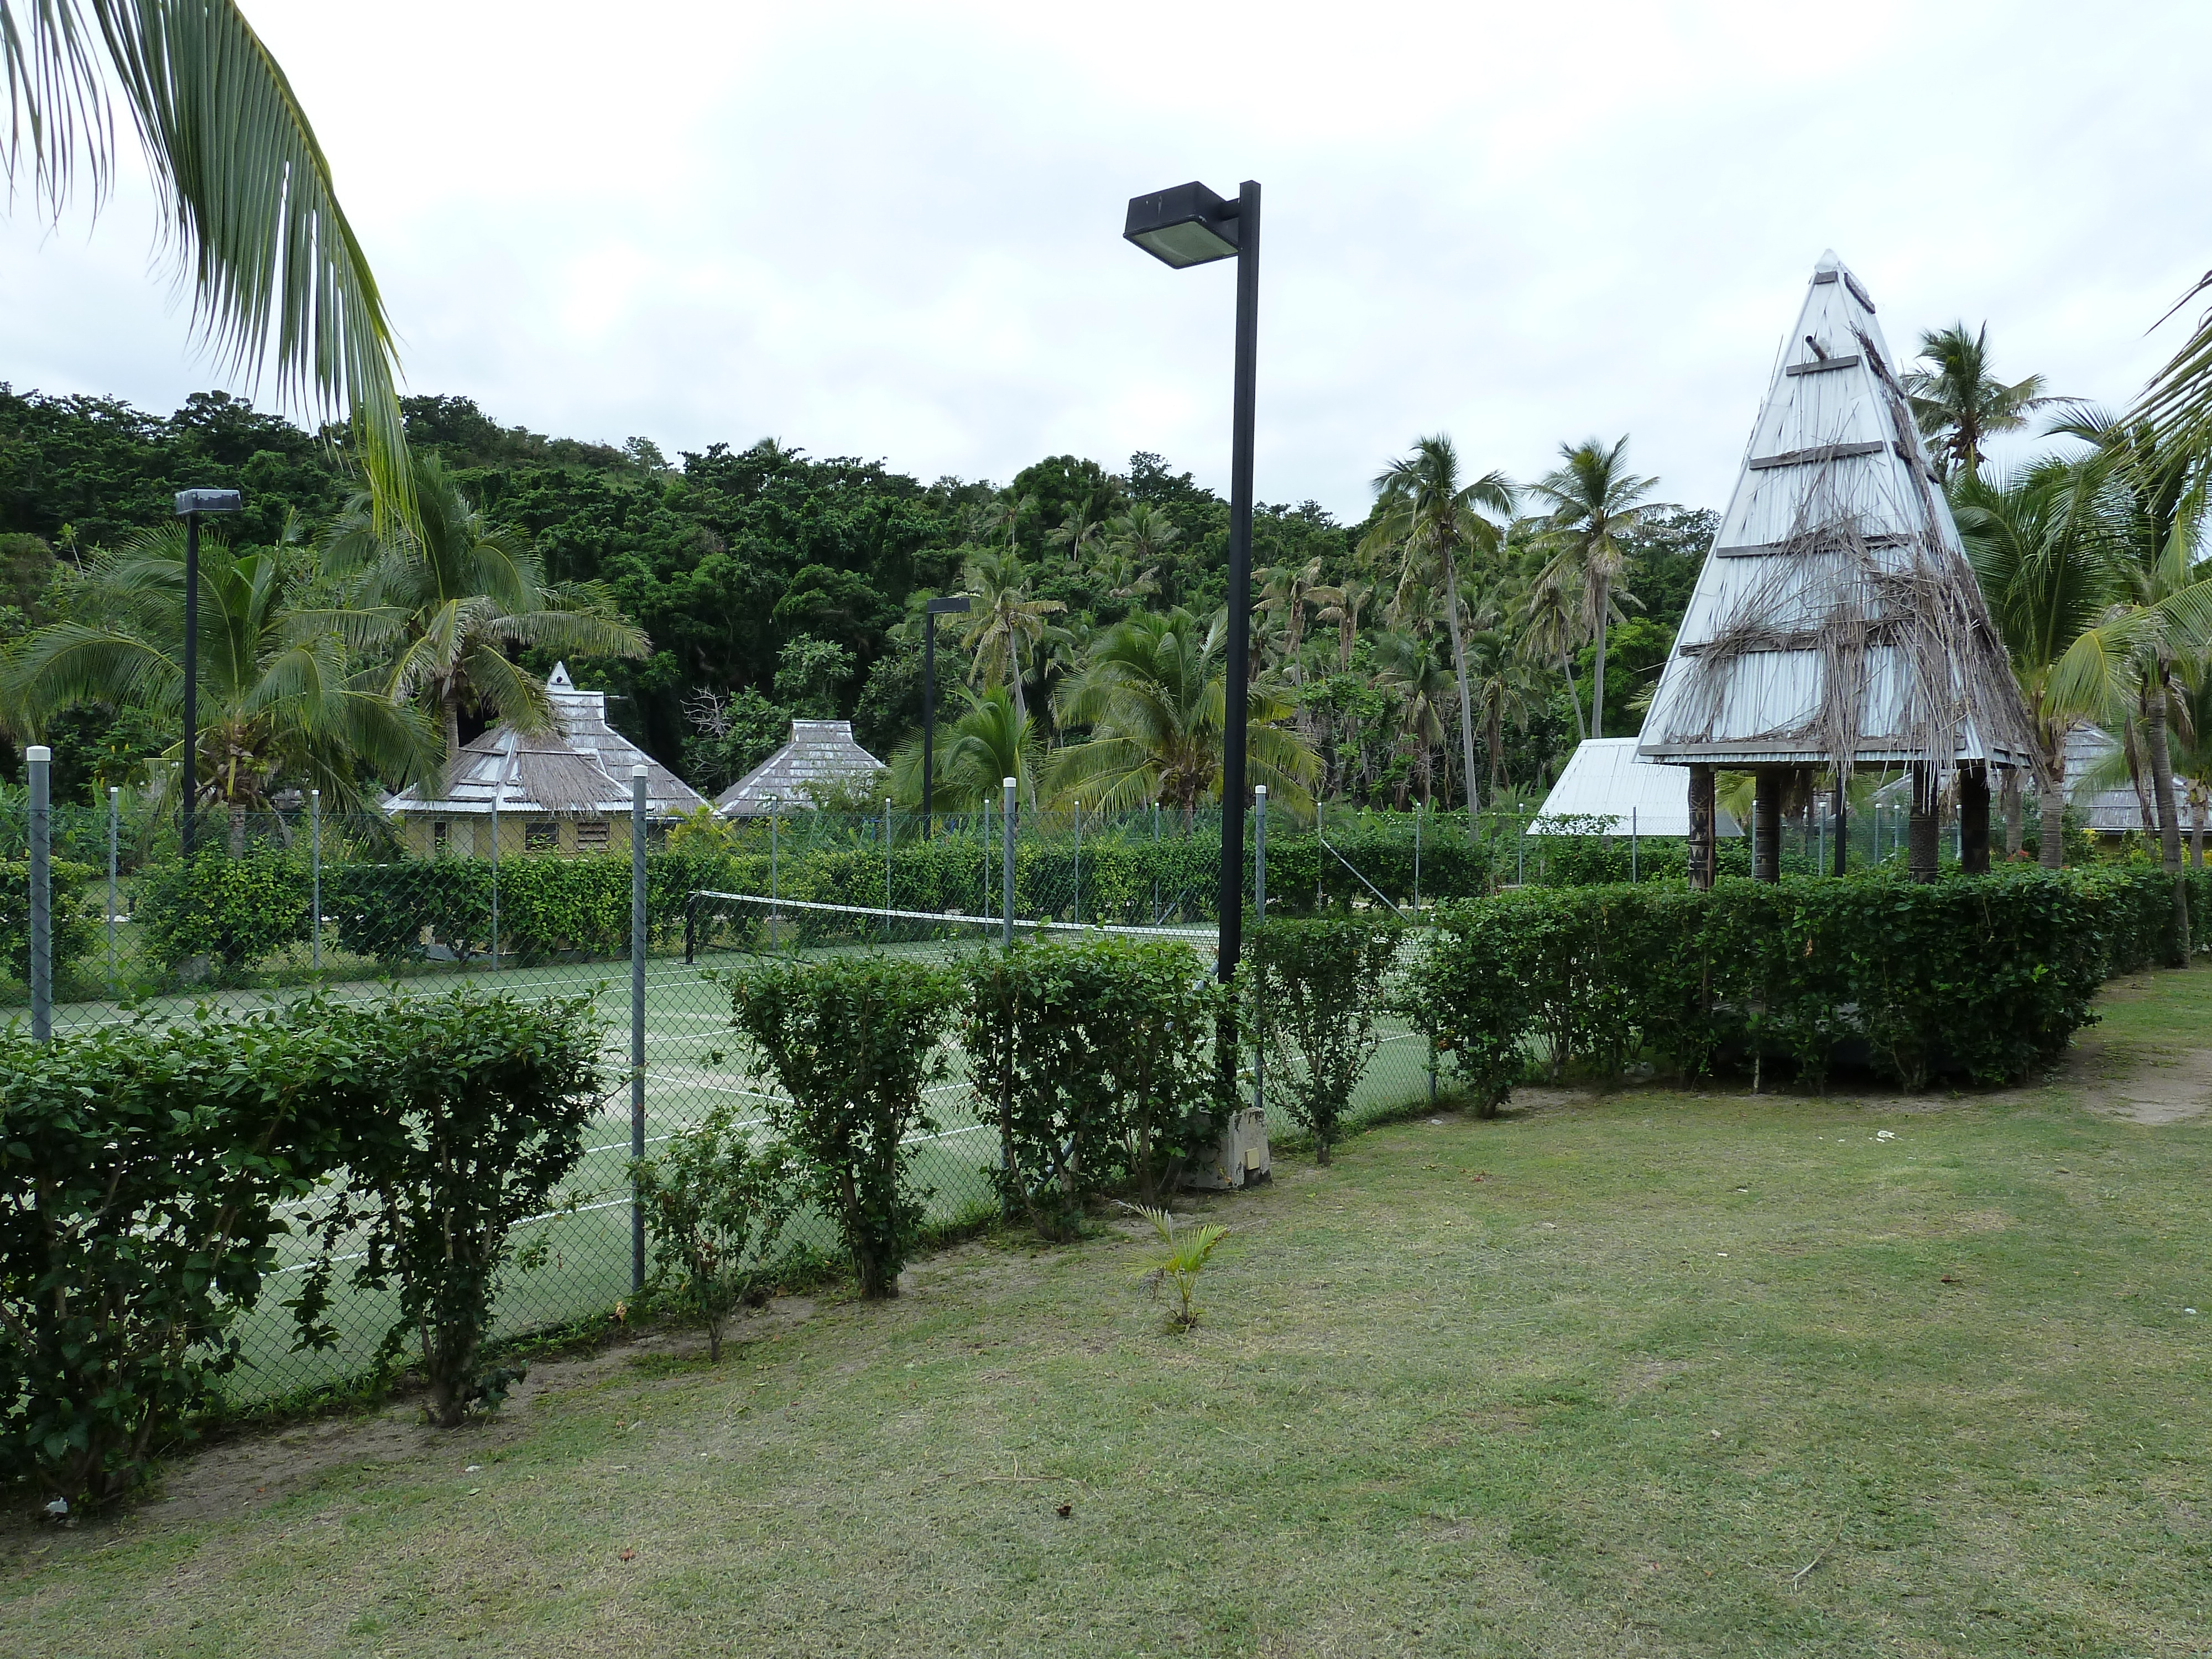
[173,488,243,860]
[922,595,971,834]
[1124,178,1260,985]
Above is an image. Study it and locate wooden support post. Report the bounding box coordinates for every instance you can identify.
[1754,769,1782,883]
[1688,763,1717,890]
[1832,772,1847,877]
[1908,763,1940,883]
[1960,764,1991,874]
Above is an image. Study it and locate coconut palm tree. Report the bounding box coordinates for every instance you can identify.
[1091,546,1159,606]
[956,547,1063,729]
[0,526,436,847]
[1256,557,1322,685]
[1371,629,1452,809]
[1461,625,1531,800]
[1363,435,1514,828]
[1046,608,1317,828]
[1311,576,1375,672]
[1954,460,2119,867]
[1047,507,1105,566]
[1527,436,1653,742]
[971,489,1039,549]
[1107,503,1183,570]
[2041,411,2212,953]
[887,685,1040,814]
[1906,324,2070,484]
[1515,572,1587,742]
[321,453,648,774]
[3,1,408,515]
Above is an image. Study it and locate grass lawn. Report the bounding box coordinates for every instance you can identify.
[6,969,2211,1657]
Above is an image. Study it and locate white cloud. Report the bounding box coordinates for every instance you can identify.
[4,0,2209,518]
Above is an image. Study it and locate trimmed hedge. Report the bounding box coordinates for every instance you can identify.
[0,859,96,988]
[1404,867,2183,1100]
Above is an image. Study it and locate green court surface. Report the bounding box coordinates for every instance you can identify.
[31,925,1438,1407]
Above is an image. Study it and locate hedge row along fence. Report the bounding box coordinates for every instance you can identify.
[1404,866,2193,1106]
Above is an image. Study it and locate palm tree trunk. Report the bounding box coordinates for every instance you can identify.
[1590,578,1610,740]
[2194,797,2206,868]
[228,800,247,857]
[1437,555,1482,831]
[2038,745,2067,870]
[2001,769,2023,859]
[2145,680,2190,961]
[444,689,465,792]
[1559,651,1587,742]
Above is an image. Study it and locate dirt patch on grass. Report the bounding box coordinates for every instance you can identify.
[29,1295,829,1537]
[2079,1047,2212,1126]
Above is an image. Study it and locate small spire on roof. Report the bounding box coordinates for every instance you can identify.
[547,662,573,688]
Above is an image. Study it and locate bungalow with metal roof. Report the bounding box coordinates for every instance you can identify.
[382,663,706,855]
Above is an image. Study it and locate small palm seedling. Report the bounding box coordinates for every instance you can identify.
[1124,1203,1229,1332]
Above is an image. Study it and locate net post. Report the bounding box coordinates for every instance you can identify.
[1001,778,1016,950]
[1413,799,1422,916]
[1073,797,1082,926]
[885,795,893,942]
[1631,806,1638,884]
[106,785,119,994]
[28,745,50,1042]
[310,788,322,971]
[489,775,500,971]
[631,765,649,1296]
[685,891,697,965]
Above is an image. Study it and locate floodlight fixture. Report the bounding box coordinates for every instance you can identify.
[1123,182,1241,269]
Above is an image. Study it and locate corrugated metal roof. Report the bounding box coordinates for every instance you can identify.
[383,662,707,819]
[714,720,887,817]
[1528,739,1745,837]
[1638,251,2034,774]
[2064,724,2192,833]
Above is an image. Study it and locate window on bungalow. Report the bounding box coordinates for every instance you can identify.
[525,820,559,851]
[432,821,451,854]
[576,820,611,851]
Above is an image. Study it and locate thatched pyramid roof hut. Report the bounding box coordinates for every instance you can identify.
[1640,251,2032,776]
[1636,252,2036,880]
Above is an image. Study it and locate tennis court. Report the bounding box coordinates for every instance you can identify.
[34,893,1439,1406]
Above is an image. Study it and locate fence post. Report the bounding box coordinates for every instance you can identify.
[310,787,322,971]
[1001,778,1016,950]
[769,795,780,915]
[1413,801,1422,915]
[1073,797,1082,926]
[28,745,50,1042]
[630,766,648,1296]
[884,795,893,941]
[1517,807,1526,886]
[1151,800,1160,922]
[1631,806,1639,883]
[106,785,119,994]
[488,785,500,971]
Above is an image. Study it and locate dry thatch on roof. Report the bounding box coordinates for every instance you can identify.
[1639,253,2036,790]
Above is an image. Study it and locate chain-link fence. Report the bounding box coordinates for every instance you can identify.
[7,764,1455,1407]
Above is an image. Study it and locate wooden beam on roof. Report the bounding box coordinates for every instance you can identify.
[1785,354,1861,377]
[1713,530,1911,558]
[1746,441,1885,471]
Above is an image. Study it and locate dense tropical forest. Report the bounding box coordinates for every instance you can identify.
[0,382,1712,816]
[5,309,2209,859]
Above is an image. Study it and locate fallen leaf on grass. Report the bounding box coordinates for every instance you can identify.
[1055,1503,1072,1519]
[618,1548,637,1562]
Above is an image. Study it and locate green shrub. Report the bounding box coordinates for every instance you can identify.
[728,954,963,1297]
[966,937,1226,1235]
[0,858,96,988]
[1250,916,1405,1161]
[294,990,606,1426]
[633,1107,795,1360]
[136,853,310,977]
[0,1007,352,1507]
[1406,867,2167,1097]
[321,860,491,967]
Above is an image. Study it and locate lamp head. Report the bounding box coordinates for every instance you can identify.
[1124,181,1239,269]
[927,596,972,615]
[174,488,243,515]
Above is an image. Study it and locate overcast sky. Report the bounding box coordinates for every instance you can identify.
[6,0,2211,521]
